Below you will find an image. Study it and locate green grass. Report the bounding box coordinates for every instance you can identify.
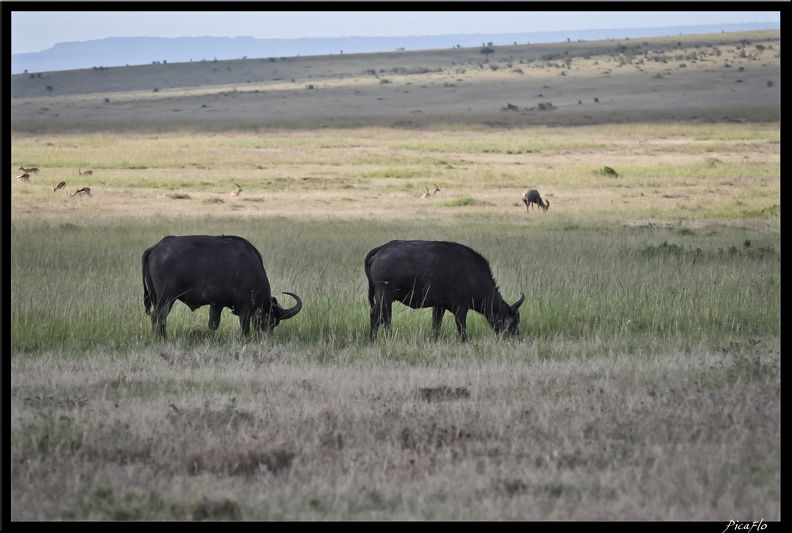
[10,215,779,356]
[9,115,780,520]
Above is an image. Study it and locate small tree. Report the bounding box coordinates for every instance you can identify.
[46,85,54,95]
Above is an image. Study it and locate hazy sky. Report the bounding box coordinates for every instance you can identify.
[11,10,781,55]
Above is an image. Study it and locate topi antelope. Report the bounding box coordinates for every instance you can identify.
[78,168,93,176]
[521,189,550,212]
[16,172,31,182]
[53,181,67,193]
[19,165,39,174]
[420,184,440,199]
[70,186,92,198]
[230,183,243,197]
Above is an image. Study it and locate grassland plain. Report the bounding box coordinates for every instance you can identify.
[10,30,780,131]
[9,31,780,521]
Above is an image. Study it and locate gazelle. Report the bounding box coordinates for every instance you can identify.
[19,165,39,173]
[420,184,440,199]
[16,172,31,182]
[70,186,92,198]
[230,183,243,197]
[78,168,93,176]
[53,180,67,193]
[521,189,550,212]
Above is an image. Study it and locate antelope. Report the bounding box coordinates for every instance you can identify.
[420,184,440,199]
[70,186,92,198]
[53,180,67,193]
[16,172,31,182]
[230,183,243,197]
[19,165,39,174]
[521,189,550,212]
[78,168,93,176]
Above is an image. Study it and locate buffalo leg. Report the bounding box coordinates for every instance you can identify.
[370,296,392,341]
[208,304,223,331]
[151,301,174,339]
[151,312,166,339]
[369,304,379,341]
[452,308,469,342]
[238,311,252,338]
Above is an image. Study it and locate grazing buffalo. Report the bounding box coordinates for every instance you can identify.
[142,235,302,338]
[364,240,525,342]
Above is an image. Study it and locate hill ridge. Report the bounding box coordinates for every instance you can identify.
[11,21,779,74]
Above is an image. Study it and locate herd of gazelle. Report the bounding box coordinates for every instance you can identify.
[19,166,236,200]
[16,165,92,197]
[17,167,551,211]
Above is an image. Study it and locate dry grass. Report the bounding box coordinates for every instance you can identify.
[9,30,780,521]
[8,123,781,224]
[10,343,780,521]
[10,30,780,224]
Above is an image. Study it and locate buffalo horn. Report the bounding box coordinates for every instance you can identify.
[274,291,303,320]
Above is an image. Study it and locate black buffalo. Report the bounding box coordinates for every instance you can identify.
[142,235,302,338]
[364,240,525,342]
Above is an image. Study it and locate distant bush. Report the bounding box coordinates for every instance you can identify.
[593,166,619,177]
[387,67,439,75]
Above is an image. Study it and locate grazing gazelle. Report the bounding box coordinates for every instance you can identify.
[53,181,67,193]
[230,183,243,197]
[78,168,93,176]
[420,184,440,199]
[19,165,39,174]
[70,186,92,198]
[16,172,31,182]
[521,189,550,212]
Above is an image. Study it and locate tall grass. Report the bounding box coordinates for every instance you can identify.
[11,215,779,356]
[10,122,779,520]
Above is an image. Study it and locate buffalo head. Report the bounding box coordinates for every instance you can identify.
[256,291,303,331]
[490,292,526,336]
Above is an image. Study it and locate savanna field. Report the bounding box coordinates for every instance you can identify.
[9,31,780,520]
